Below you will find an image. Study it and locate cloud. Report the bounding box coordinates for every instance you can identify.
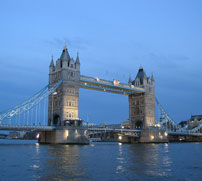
[45,37,90,50]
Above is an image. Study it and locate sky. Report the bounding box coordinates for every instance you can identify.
[0,0,202,125]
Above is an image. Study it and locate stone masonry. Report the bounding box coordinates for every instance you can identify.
[48,46,80,126]
[128,66,155,129]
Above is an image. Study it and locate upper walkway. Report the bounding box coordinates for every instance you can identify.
[80,75,145,95]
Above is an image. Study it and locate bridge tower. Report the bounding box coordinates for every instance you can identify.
[48,46,80,126]
[128,66,155,129]
[39,46,89,144]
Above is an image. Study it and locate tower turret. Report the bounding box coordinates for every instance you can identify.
[134,66,147,87]
[75,52,80,70]
[49,56,55,73]
[60,45,70,61]
[69,58,75,68]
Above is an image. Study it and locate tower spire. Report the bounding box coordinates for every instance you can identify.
[49,56,54,67]
[76,52,80,64]
[135,66,146,85]
[60,45,70,61]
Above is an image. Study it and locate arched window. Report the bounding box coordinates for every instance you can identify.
[72,112,74,118]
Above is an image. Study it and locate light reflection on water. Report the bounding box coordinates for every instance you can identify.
[116,142,125,174]
[0,139,202,180]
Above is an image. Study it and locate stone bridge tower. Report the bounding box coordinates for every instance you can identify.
[48,46,80,126]
[128,66,155,129]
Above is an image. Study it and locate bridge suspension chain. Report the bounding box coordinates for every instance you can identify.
[0,80,62,123]
[155,98,177,128]
[156,98,202,133]
[0,85,48,121]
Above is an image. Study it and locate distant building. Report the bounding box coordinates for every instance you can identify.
[190,115,202,122]
[121,119,130,129]
[179,115,202,132]
[0,134,8,139]
[179,120,188,127]
[96,120,130,129]
[23,131,38,140]
[83,122,97,127]
[8,131,25,139]
[188,115,202,130]
[105,124,121,129]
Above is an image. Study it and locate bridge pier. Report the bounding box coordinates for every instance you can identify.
[38,126,89,144]
[139,128,168,143]
[117,129,168,144]
[168,133,202,142]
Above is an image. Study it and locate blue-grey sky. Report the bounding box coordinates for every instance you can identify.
[0,0,202,124]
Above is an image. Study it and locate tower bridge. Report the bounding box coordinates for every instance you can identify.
[48,46,155,132]
[0,46,202,144]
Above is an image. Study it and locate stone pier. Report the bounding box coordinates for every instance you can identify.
[39,126,89,144]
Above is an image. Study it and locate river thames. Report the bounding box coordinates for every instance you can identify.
[0,140,202,180]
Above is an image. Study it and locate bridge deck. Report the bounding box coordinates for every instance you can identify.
[1,124,201,138]
[168,131,202,136]
[0,124,141,133]
[0,124,55,131]
[87,127,141,132]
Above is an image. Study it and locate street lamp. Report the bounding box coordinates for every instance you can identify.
[52,92,57,125]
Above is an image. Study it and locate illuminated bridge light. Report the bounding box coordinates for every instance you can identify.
[118,136,122,140]
[95,77,100,82]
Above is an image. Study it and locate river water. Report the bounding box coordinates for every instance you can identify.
[0,140,202,180]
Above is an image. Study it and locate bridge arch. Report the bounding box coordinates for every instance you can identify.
[53,114,61,126]
[135,120,143,129]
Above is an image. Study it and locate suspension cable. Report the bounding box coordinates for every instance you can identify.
[0,80,62,122]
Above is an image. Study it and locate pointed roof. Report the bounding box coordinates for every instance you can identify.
[76,52,80,64]
[60,45,70,61]
[49,56,54,67]
[69,58,74,63]
[135,66,147,84]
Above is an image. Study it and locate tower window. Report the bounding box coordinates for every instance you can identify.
[70,72,75,77]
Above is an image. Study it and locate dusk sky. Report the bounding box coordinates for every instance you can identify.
[0,0,202,125]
